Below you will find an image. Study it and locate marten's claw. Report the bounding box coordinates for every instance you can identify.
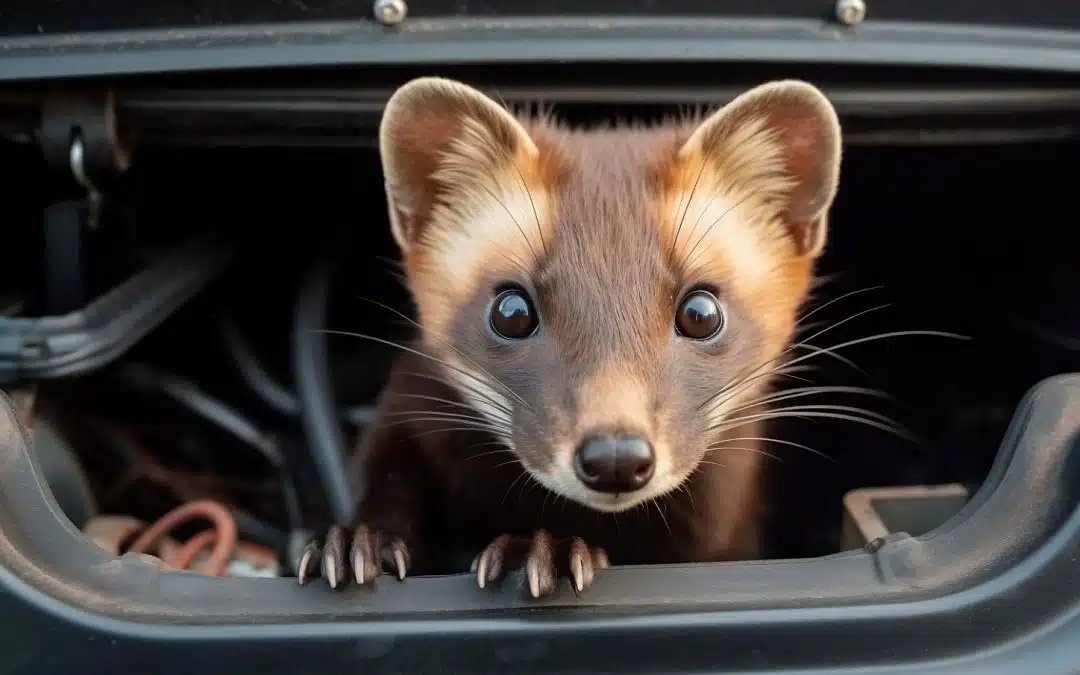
[473,534,512,589]
[473,531,610,598]
[567,536,610,593]
[523,530,557,598]
[296,524,410,589]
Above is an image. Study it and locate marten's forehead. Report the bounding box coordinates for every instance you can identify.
[522,130,684,368]
[531,125,680,271]
[539,143,670,273]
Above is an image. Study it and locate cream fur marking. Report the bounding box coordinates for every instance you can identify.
[378,77,542,253]
[411,182,550,336]
[378,77,554,336]
[443,358,516,448]
[664,81,841,366]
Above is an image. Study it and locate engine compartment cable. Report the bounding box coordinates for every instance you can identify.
[220,313,375,427]
[292,259,353,525]
[127,499,238,576]
[117,363,303,533]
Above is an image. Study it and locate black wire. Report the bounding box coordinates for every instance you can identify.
[292,259,354,525]
[231,508,288,552]
[85,415,289,551]
[118,363,303,532]
[220,314,376,426]
[220,315,302,417]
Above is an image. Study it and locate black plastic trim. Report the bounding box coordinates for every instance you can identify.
[6,81,1080,149]
[114,84,1080,147]
[121,85,1080,117]
[2,18,1080,83]
[0,238,234,384]
[1,375,1079,672]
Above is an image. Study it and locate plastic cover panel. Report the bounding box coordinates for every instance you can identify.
[0,375,1079,673]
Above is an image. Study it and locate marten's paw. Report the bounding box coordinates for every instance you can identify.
[472,530,610,598]
[296,524,410,589]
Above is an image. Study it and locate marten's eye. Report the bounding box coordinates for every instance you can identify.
[675,290,725,340]
[490,288,539,339]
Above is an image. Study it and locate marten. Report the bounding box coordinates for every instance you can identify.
[296,76,842,598]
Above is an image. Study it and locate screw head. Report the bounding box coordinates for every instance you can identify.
[834,0,866,25]
[374,0,408,25]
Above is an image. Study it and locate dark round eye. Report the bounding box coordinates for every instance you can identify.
[490,288,539,339]
[675,290,725,340]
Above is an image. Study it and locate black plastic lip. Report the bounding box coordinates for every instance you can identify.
[107,84,1080,148]
[2,18,1080,83]
[120,86,1080,115]
[1,375,1079,672]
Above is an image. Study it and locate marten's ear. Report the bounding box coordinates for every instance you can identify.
[379,77,539,253]
[678,80,841,258]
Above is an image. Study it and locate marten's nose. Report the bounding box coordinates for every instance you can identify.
[573,435,656,493]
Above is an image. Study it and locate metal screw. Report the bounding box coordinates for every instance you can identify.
[834,0,866,26]
[374,0,408,25]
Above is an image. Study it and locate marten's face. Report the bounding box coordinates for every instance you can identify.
[381,77,841,513]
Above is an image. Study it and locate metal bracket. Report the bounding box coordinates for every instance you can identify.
[38,88,131,313]
[40,86,130,192]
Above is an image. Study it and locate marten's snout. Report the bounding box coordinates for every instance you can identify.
[572,435,656,493]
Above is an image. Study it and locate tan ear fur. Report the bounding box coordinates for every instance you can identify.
[379,77,539,252]
[679,80,841,257]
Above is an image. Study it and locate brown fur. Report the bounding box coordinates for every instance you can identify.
[301,77,842,590]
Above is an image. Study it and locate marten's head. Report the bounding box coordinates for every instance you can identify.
[380,77,841,513]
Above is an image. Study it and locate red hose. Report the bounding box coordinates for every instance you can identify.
[127,499,238,577]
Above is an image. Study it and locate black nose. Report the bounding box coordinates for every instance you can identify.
[573,435,656,493]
